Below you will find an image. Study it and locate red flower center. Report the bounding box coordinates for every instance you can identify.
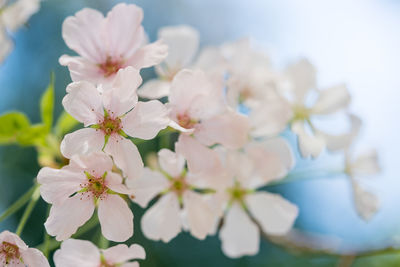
[177,113,197,129]
[98,56,124,77]
[0,242,20,265]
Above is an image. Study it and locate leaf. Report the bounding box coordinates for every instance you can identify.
[40,73,55,131]
[54,111,79,137]
[354,253,400,267]
[0,112,31,144]
[16,124,48,146]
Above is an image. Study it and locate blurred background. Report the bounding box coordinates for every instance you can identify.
[0,0,399,266]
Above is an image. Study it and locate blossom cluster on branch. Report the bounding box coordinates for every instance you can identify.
[0,2,381,266]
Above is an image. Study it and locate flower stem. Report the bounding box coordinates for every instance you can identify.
[0,183,38,223]
[267,169,344,187]
[16,185,41,236]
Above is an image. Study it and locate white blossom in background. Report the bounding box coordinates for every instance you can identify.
[0,0,41,63]
[61,67,169,181]
[59,3,167,85]
[168,68,250,149]
[38,152,135,242]
[138,25,225,99]
[345,149,381,220]
[217,138,298,258]
[54,239,145,267]
[0,230,49,266]
[128,144,223,242]
[283,59,357,158]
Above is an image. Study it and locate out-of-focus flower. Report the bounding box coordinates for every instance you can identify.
[0,230,49,267]
[168,69,249,149]
[61,67,169,181]
[128,146,223,242]
[54,239,145,267]
[138,25,225,99]
[284,59,355,158]
[38,152,134,242]
[345,149,381,220]
[59,3,167,85]
[217,138,298,258]
[0,0,40,63]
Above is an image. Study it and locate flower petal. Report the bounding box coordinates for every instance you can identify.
[126,168,169,208]
[158,149,185,178]
[122,100,169,139]
[291,121,325,158]
[350,150,381,176]
[312,84,351,115]
[141,193,182,242]
[60,128,105,159]
[53,239,100,267]
[246,192,298,235]
[127,40,168,69]
[45,194,95,241]
[219,203,259,258]
[102,244,145,265]
[59,55,103,84]
[351,179,379,221]
[104,136,143,180]
[284,59,316,103]
[67,152,113,178]
[138,79,171,99]
[21,248,50,267]
[62,81,103,126]
[98,194,133,242]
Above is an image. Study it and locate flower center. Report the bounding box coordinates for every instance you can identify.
[80,171,109,200]
[98,56,124,77]
[99,115,122,136]
[227,182,248,203]
[0,242,20,265]
[238,87,253,103]
[292,105,310,121]
[170,176,188,197]
[177,113,197,129]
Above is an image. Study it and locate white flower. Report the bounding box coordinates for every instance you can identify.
[0,230,49,267]
[54,239,145,267]
[61,67,169,181]
[218,138,298,258]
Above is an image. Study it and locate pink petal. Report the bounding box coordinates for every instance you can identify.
[141,193,182,242]
[122,100,169,139]
[127,40,168,69]
[102,244,145,265]
[0,231,27,249]
[60,128,105,159]
[98,194,133,242]
[37,167,85,205]
[21,248,50,267]
[62,81,103,126]
[67,152,114,178]
[121,263,139,267]
[62,8,106,63]
[104,136,143,180]
[45,194,95,241]
[59,55,103,84]
[53,239,101,267]
[138,79,171,99]
[106,172,133,195]
[158,149,185,178]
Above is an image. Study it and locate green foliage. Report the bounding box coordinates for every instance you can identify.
[0,112,31,144]
[354,253,400,267]
[40,73,55,131]
[55,111,79,137]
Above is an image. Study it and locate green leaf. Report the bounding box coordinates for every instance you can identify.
[40,73,55,131]
[354,253,400,267]
[54,111,79,137]
[0,112,30,144]
[16,124,48,146]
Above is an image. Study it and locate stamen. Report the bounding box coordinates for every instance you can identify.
[98,56,124,77]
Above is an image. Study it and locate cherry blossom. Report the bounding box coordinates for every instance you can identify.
[167,68,250,149]
[0,230,49,267]
[61,66,169,181]
[59,3,167,85]
[37,152,134,242]
[54,239,145,267]
[127,144,223,242]
[217,138,298,258]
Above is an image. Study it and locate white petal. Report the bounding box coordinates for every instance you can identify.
[67,152,114,177]
[138,79,171,99]
[127,40,168,69]
[104,136,144,180]
[122,100,169,139]
[45,195,95,241]
[62,81,103,126]
[102,244,145,265]
[352,180,379,221]
[350,150,381,176]
[59,55,103,84]
[246,192,298,235]
[126,168,169,208]
[121,263,139,267]
[98,194,133,242]
[21,248,50,267]
[158,25,199,69]
[312,84,351,115]
[1,0,40,32]
[53,239,100,267]
[60,128,105,159]
[158,149,185,178]
[183,191,220,240]
[219,203,259,258]
[141,193,182,242]
[37,167,85,205]
[0,27,13,63]
[291,121,325,158]
[284,59,316,102]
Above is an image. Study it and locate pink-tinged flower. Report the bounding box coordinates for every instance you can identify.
[127,145,223,242]
[59,3,167,85]
[138,25,225,99]
[217,138,298,258]
[168,69,250,149]
[37,152,134,242]
[54,239,145,267]
[284,59,356,158]
[0,230,49,267]
[61,67,169,181]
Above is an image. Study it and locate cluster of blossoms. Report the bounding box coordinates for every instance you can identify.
[0,2,381,266]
